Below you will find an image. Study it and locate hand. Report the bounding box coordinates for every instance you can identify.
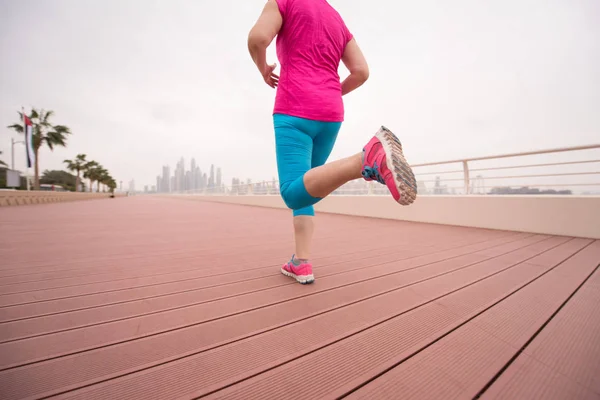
[262,63,279,88]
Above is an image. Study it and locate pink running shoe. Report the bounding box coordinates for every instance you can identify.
[281,255,315,284]
[362,126,417,205]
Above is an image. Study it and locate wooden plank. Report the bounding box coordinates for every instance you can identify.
[0,216,504,307]
[0,221,439,282]
[344,238,597,399]
[0,233,531,343]
[0,232,541,371]
[0,233,461,311]
[480,240,600,399]
[192,239,589,400]
[0,198,485,271]
[0,236,567,399]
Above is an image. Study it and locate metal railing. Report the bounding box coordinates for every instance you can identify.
[169,143,600,197]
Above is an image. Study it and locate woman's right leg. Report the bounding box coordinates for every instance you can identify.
[303,153,363,198]
[275,119,417,211]
[304,126,418,206]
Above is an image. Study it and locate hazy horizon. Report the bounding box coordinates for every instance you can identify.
[1,0,599,189]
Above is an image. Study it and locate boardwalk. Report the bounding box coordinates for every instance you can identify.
[0,196,599,400]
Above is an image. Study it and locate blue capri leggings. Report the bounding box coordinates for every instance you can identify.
[273,113,342,216]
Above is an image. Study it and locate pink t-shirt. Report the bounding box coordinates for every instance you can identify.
[273,0,353,122]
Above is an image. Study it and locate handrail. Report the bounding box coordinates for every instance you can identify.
[419,172,600,183]
[415,159,600,176]
[411,144,600,167]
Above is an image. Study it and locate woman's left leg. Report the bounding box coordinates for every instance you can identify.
[274,114,342,284]
[292,121,341,263]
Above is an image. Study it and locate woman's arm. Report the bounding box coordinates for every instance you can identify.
[341,38,369,96]
[248,0,282,88]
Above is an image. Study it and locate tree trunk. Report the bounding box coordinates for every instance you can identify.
[34,149,40,190]
[76,170,80,192]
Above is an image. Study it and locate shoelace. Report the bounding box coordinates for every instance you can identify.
[362,163,385,184]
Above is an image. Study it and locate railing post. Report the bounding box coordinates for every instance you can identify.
[462,160,470,194]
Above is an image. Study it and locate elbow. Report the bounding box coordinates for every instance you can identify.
[248,30,270,51]
[355,67,369,83]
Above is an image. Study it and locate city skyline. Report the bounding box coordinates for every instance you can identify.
[155,157,224,194]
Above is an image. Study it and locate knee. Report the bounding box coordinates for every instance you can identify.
[280,184,299,210]
[280,177,319,211]
[293,206,315,217]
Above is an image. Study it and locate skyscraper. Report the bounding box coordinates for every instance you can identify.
[175,158,184,192]
[209,164,215,189]
[191,158,197,190]
[195,167,202,191]
[162,165,170,193]
[185,170,192,192]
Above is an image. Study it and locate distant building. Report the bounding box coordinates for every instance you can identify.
[162,165,170,193]
[209,165,215,189]
[191,158,197,190]
[489,186,572,195]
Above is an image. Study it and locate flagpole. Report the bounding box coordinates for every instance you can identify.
[22,106,31,191]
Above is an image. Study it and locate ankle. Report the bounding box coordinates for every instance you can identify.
[353,152,364,179]
[293,256,309,266]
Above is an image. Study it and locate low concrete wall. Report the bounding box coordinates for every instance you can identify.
[172,194,600,239]
[0,191,125,207]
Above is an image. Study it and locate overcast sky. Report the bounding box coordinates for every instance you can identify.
[1,0,598,189]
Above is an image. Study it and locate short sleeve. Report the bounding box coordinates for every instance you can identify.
[342,22,353,44]
[274,0,287,17]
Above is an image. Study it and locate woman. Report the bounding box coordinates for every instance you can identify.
[248,0,417,284]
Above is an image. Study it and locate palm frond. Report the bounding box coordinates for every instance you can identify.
[53,125,71,134]
[44,137,54,151]
[7,123,24,134]
[63,160,76,171]
[42,110,55,123]
[46,130,69,149]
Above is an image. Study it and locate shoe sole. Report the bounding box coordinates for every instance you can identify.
[376,126,418,205]
[281,268,315,284]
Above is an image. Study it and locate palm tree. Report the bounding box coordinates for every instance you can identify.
[95,167,109,192]
[7,108,72,190]
[63,154,88,192]
[107,177,117,197]
[99,172,114,193]
[83,161,99,192]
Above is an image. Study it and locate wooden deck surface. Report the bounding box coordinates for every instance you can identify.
[0,196,598,400]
